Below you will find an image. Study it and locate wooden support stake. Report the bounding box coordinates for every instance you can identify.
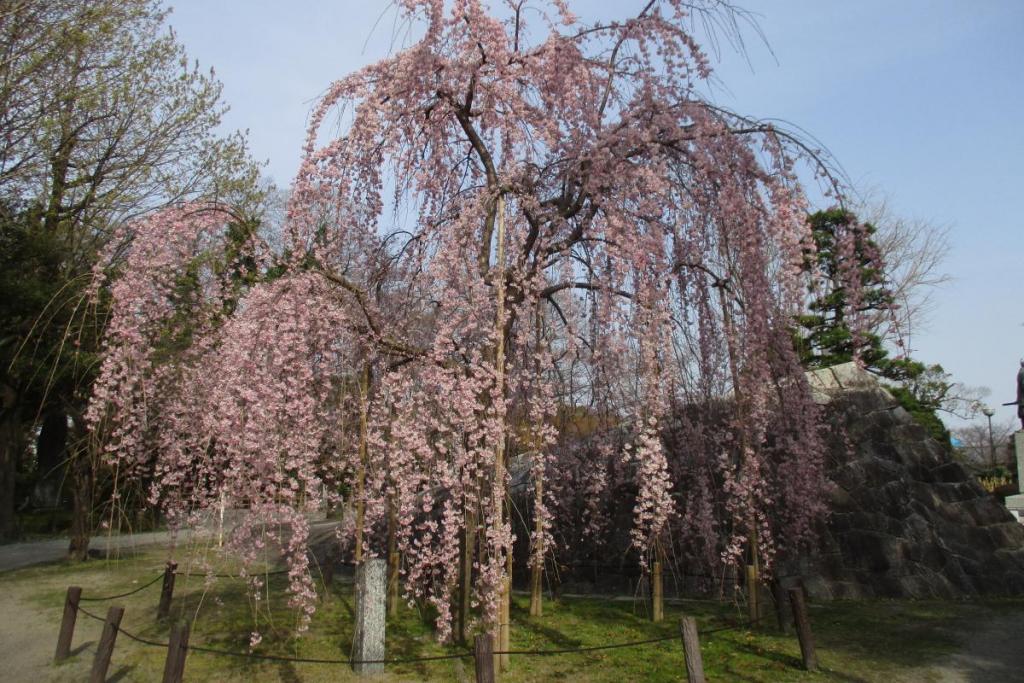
[157,561,177,620]
[55,586,82,662]
[323,557,335,587]
[474,633,495,683]
[652,560,664,622]
[745,564,759,625]
[499,572,511,671]
[788,587,818,671]
[387,502,400,618]
[458,506,476,645]
[771,580,791,634]
[529,471,544,618]
[89,605,124,683]
[161,620,190,683]
[679,616,706,683]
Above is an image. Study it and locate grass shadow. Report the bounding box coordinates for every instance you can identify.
[107,664,136,682]
[514,614,584,650]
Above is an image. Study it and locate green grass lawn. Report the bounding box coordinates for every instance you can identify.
[7,548,1021,682]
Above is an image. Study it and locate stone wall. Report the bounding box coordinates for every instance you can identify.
[791,376,1024,599]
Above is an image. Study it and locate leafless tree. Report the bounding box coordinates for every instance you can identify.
[855,194,951,353]
[953,418,1016,469]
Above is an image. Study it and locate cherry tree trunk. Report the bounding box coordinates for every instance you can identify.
[354,364,370,563]
[747,519,761,625]
[458,502,477,644]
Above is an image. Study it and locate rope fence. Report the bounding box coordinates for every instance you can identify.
[78,573,164,602]
[75,604,473,666]
[54,563,819,683]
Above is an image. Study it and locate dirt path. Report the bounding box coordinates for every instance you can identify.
[923,610,1024,682]
[0,582,94,682]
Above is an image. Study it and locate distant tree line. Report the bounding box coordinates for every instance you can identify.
[0,0,261,553]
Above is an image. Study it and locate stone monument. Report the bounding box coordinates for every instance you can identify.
[351,558,387,674]
[1017,359,1024,430]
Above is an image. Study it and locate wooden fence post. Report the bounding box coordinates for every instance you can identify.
[161,620,190,683]
[89,605,124,683]
[157,561,177,620]
[474,633,495,683]
[679,616,706,683]
[788,587,818,671]
[55,586,82,662]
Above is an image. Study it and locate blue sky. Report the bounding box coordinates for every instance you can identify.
[168,0,1024,429]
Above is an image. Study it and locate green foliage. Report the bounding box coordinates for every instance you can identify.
[0,0,264,539]
[887,385,950,444]
[796,208,893,375]
[0,202,102,410]
[796,209,957,443]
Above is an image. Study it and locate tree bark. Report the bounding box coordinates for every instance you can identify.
[354,363,370,564]
[747,518,761,625]
[67,414,92,561]
[34,408,68,512]
[0,385,22,541]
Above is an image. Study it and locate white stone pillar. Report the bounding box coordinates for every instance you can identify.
[352,558,387,674]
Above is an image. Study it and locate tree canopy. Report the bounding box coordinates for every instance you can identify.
[88,0,866,647]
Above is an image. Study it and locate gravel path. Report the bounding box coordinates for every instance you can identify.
[0,518,342,574]
[0,531,177,573]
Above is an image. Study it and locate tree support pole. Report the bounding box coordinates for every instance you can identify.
[491,192,510,673]
[652,558,664,622]
[529,473,544,617]
[386,498,399,618]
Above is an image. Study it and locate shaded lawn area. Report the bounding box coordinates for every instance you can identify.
[5,548,1021,682]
